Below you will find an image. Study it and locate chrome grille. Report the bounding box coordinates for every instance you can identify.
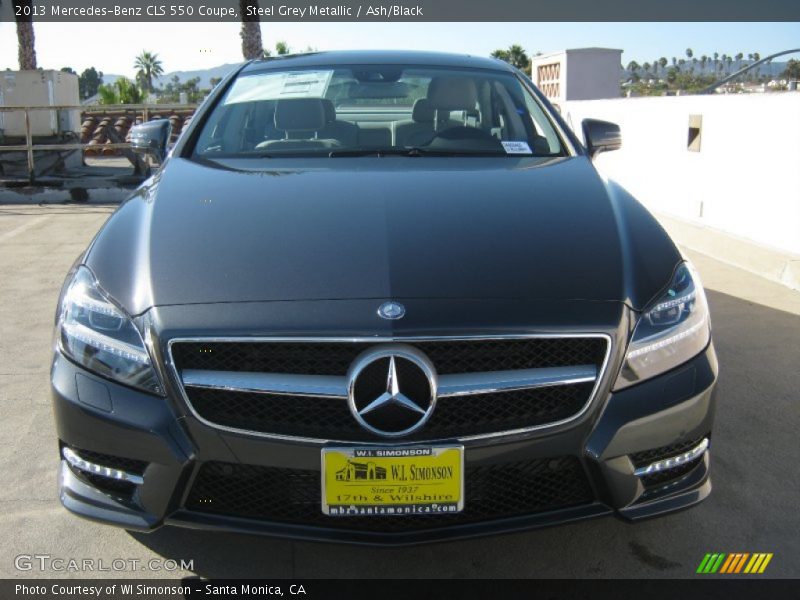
[170,337,607,375]
[185,382,595,442]
[168,335,610,443]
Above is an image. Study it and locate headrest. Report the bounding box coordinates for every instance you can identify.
[274,98,327,131]
[320,98,336,124]
[427,77,478,111]
[412,98,436,123]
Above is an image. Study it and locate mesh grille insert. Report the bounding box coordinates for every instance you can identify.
[171,337,607,376]
[172,337,607,441]
[185,457,595,533]
[187,382,594,441]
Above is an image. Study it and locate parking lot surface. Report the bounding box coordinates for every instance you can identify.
[1,203,798,578]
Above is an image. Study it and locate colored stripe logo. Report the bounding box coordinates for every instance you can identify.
[696,553,773,574]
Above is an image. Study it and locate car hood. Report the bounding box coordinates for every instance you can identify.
[86,156,681,315]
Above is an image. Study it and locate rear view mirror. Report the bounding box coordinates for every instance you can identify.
[130,119,172,163]
[582,119,621,158]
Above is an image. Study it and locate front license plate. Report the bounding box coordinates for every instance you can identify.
[321,445,464,516]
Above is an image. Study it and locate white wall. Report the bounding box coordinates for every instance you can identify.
[563,94,800,256]
[531,52,566,107]
[531,48,623,108]
[564,49,623,101]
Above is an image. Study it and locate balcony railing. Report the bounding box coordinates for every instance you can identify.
[0,103,197,182]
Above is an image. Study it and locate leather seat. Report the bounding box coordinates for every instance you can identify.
[395,78,479,147]
[395,99,439,147]
[427,76,478,113]
[256,98,339,151]
[319,99,359,147]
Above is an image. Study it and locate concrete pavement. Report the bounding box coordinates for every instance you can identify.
[1,204,798,579]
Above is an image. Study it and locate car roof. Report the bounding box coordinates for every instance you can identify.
[242,50,514,74]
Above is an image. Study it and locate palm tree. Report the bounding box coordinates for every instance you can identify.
[713,52,719,74]
[642,62,651,78]
[491,44,531,71]
[97,85,119,105]
[13,0,38,70]
[685,48,694,61]
[701,55,708,74]
[263,42,291,58]
[117,77,143,104]
[626,61,640,77]
[134,51,164,94]
[239,0,264,60]
[783,59,800,81]
[97,77,144,105]
[666,68,678,86]
[659,57,668,78]
[735,52,744,73]
[753,52,761,81]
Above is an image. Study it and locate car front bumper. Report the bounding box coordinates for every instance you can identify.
[52,342,717,545]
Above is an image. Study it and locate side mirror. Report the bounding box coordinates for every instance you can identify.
[582,118,621,158]
[130,119,172,163]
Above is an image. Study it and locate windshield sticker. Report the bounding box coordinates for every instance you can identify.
[224,70,334,105]
[501,141,533,154]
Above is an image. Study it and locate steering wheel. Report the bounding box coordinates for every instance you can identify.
[428,126,504,151]
[432,126,498,142]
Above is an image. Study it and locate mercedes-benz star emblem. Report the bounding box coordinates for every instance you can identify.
[347,345,437,437]
[377,301,405,320]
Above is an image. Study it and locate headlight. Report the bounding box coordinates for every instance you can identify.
[57,266,162,394]
[615,261,710,390]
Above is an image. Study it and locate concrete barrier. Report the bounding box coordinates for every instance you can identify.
[564,93,800,290]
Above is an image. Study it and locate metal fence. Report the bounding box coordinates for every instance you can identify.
[0,103,197,182]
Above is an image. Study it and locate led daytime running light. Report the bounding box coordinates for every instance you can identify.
[649,289,696,313]
[62,320,151,365]
[626,317,707,359]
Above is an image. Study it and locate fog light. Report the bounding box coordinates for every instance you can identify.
[62,447,144,485]
[633,438,709,476]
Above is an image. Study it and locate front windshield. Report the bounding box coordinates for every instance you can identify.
[192,64,566,158]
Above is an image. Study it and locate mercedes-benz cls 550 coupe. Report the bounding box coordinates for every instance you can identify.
[52,50,717,544]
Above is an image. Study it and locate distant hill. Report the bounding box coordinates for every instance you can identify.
[156,63,242,89]
[101,73,123,86]
[99,63,241,90]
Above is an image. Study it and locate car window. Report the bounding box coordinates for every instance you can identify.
[193,65,565,158]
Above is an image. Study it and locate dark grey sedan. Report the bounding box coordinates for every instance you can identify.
[52,50,717,544]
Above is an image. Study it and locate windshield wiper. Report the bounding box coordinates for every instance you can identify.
[327,148,419,157]
[328,147,510,158]
[407,148,512,157]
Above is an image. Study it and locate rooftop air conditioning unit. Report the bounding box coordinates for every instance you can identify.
[0,70,80,138]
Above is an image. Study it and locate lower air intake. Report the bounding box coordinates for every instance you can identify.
[185,457,595,533]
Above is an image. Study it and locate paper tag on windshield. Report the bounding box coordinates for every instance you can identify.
[224,70,334,105]
[501,141,532,154]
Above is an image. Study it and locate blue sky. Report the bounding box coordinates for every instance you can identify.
[1,21,798,76]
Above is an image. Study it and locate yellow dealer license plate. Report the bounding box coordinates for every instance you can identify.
[321,445,464,516]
